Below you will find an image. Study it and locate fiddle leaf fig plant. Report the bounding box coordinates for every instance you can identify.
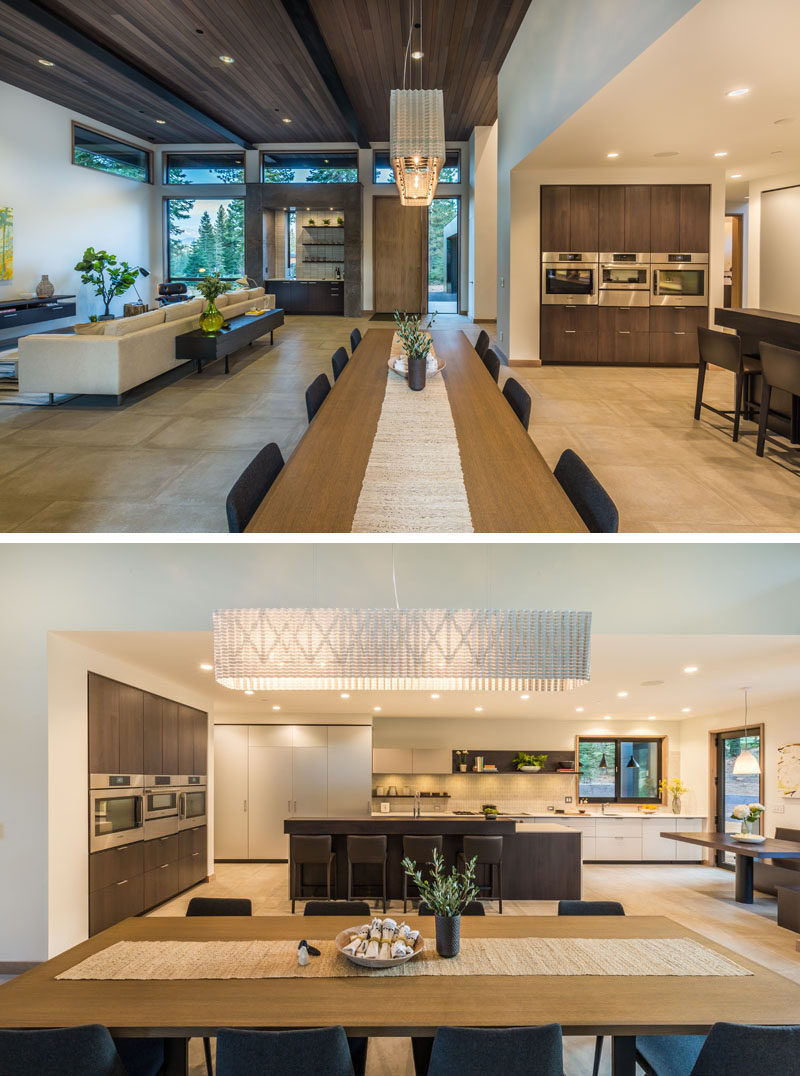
[74,247,139,318]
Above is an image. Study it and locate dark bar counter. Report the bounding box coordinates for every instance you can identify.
[714,307,800,438]
[284,817,582,902]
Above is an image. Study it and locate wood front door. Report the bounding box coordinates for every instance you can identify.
[373,195,427,313]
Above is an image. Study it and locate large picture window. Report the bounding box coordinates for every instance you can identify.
[166,197,244,281]
[578,738,663,803]
[373,149,460,184]
[262,152,358,183]
[72,123,151,183]
[165,153,245,184]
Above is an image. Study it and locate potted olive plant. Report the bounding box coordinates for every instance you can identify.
[402,848,478,958]
[393,309,437,391]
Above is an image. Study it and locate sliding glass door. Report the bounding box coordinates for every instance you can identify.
[714,729,762,867]
[428,197,459,313]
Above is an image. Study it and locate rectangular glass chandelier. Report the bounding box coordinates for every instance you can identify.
[389,89,446,206]
[213,609,591,692]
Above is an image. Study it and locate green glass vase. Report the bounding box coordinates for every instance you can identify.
[199,299,225,335]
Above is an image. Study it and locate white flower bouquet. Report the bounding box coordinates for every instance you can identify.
[731,802,765,823]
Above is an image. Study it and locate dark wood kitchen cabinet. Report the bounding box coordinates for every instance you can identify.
[650,185,709,252]
[624,186,651,251]
[598,307,650,364]
[178,705,207,775]
[598,186,651,252]
[649,307,706,365]
[568,186,598,251]
[540,306,598,363]
[540,186,571,250]
[540,186,598,251]
[88,674,142,775]
[118,684,143,774]
[161,700,179,775]
[178,825,208,892]
[679,185,710,252]
[142,693,163,775]
[89,842,145,936]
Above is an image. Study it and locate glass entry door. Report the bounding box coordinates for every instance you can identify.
[714,729,762,867]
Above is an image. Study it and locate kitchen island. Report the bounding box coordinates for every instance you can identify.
[284,816,581,901]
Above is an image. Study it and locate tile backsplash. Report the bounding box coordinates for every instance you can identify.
[296,210,344,280]
[372,772,577,814]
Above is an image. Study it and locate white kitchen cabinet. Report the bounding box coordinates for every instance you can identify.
[328,726,372,816]
[248,740,293,859]
[675,817,704,861]
[213,724,249,859]
[373,747,413,773]
[595,818,642,839]
[292,725,328,748]
[554,817,596,861]
[292,746,328,817]
[595,835,642,861]
[642,817,678,860]
[412,748,452,774]
[249,725,293,748]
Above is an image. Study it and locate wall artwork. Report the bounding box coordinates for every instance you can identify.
[777,742,800,798]
[0,207,12,280]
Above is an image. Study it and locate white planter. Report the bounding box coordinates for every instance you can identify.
[518,765,541,773]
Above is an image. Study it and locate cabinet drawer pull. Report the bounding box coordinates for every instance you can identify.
[564,329,577,334]
[191,852,200,858]
[160,836,169,841]
[673,331,686,335]
[160,863,169,869]
[618,331,631,335]
[116,879,128,887]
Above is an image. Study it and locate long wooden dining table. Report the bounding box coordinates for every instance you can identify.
[246,329,586,532]
[2,914,799,1076]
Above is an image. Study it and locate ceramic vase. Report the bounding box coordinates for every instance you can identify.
[672,795,681,815]
[35,274,55,298]
[435,914,460,958]
[740,818,756,835]
[407,357,426,391]
[199,299,225,335]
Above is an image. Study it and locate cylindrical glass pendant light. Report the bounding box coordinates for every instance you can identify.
[389,88,446,206]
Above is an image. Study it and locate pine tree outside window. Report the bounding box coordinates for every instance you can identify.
[166,198,245,281]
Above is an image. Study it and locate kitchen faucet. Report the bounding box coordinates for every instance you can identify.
[414,792,421,818]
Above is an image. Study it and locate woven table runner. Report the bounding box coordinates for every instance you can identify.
[56,937,750,981]
[350,333,473,533]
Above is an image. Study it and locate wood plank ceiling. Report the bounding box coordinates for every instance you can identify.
[0,0,530,145]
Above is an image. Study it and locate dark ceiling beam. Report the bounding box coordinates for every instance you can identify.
[279,0,371,149]
[6,0,256,148]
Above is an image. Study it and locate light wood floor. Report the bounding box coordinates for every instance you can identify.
[149,861,800,1075]
[0,315,798,532]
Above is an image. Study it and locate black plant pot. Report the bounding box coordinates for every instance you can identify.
[408,358,426,391]
[435,914,461,958]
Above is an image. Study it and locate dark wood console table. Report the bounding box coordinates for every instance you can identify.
[0,295,76,351]
[175,308,284,374]
[664,830,800,903]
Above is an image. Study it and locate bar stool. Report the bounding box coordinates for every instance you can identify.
[402,835,443,913]
[347,835,387,912]
[459,835,504,913]
[290,835,335,913]
[694,326,761,442]
[756,341,800,457]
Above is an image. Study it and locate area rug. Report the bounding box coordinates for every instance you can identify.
[350,333,473,532]
[56,936,751,981]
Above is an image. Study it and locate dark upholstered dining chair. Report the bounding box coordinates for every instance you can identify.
[481,347,501,383]
[216,1027,355,1076]
[417,900,486,916]
[225,443,284,533]
[0,1025,128,1076]
[559,898,625,1076]
[474,329,490,358]
[553,449,619,533]
[427,1025,563,1076]
[637,1021,800,1076]
[502,376,532,431]
[305,372,331,423]
[694,326,761,443]
[303,900,370,917]
[331,346,349,381]
[756,342,800,457]
[350,327,362,354]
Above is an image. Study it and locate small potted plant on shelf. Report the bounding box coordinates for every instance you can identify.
[455,749,469,773]
[194,271,230,335]
[307,217,316,225]
[322,218,331,226]
[658,777,690,815]
[513,752,548,773]
[337,216,344,226]
[402,848,479,958]
[731,801,765,836]
[482,803,498,818]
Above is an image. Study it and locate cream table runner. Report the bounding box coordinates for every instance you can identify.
[56,937,750,981]
[350,333,474,533]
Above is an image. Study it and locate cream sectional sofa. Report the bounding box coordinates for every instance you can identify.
[18,287,274,399]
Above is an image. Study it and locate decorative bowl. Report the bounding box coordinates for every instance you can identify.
[518,765,541,772]
[388,356,446,379]
[335,927,424,969]
[732,833,766,843]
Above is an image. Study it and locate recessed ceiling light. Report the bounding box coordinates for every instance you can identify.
[683,666,698,674]
[373,706,382,712]
[606,152,619,159]
[244,689,254,696]
[726,87,749,97]
[653,151,678,158]
[156,119,166,125]
[199,663,213,671]
[714,151,728,157]
[272,705,280,711]
[219,55,235,64]
[648,715,656,721]
[340,692,350,699]
[617,691,628,698]
[282,117,292,124]
[411,50,424,60]
[681,707,691,713]
[37,58,55,67]
[641,679,664,687]
[730,173,742,178]
[430,693,440,699]
[520,694,530,700]
[575,707,584,713]
[474,706,483,712]
[603,715,612,721]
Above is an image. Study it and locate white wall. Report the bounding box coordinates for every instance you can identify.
[757,183,800,314]
[507,164,726,361]
[0,81,157,336]
[496,0,699,350]
[468,124,498,321]
[47,634,215,957]
[2,541,800,961]
[679,697,800,834]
